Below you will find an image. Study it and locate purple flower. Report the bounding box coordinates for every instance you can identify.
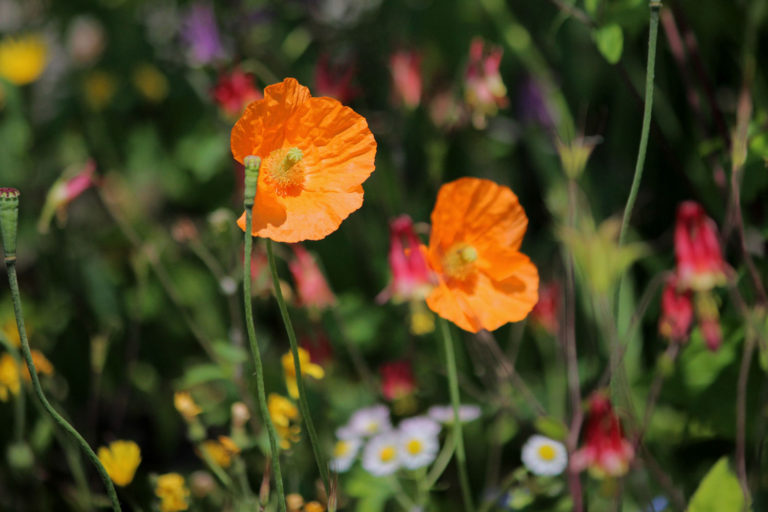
[180,3,224,66]
[517,76,552,129]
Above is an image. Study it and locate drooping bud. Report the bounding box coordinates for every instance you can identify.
[674,201,727,292]
[0,188,20,261]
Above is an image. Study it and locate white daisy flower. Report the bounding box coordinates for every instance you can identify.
[330,437,361,473]
[428,404,481,424]
[521,435,568,476]
[398,427,439,470]
[347,405,392,437]
[335,424,357,440]
[362,432,401,476]
[398,416,442,437]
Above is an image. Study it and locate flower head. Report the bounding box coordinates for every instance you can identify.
[155,473,190,512]
[674,202,727,292]
[38,160,97,233]
[289,244,336,313]
[382,215,434,303]
[464,38,507,128]
[389,50,422,109]
[0,33,48,85]
[397,424,439,470]
[330,436,362,473]
[342,404,392,438]
[22,350,53,381]
[180,3,224,67]
[212,68,262,118]
[0,352,20,402]
[97,440,141,486]
[423,177,539,332]
[201,436,240,467]
[428,404,481,424]
[658,276,693,343]
[301,332,334,367]
[314,54,358,104]
[232,78,377,242]
[531,281,560,335]
[399,416,442,437]
[571,392,634,479]
[268,393,301,449]
[379,360,416,402]
[282,347,325,399]
[174,391,202,422]
[362,432,401,476]
[521,435,568,476]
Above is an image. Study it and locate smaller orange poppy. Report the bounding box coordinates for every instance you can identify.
[232,78,377,242]
[423,177,539,332]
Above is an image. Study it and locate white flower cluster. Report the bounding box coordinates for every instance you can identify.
[330,403,481,476]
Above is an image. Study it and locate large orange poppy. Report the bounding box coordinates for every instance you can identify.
[232,78,377,242]
[424,177,539,332]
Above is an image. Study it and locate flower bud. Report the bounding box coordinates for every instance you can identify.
[243,155,261,208]
[0,187,20,261]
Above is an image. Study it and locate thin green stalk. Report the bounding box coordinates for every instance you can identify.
[425,430,456,489]
[241,158,287,512]
[265,239,330,492]
[439,318,475,512]
[618,0,661,248]
[5,263,121,512]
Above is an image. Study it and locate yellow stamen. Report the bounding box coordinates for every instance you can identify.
[334,441,349,457]
[379,446,396,463]
[264,146,305,197]
[406,439,423,455]
[537,444,556,461]
[442,242,478,280]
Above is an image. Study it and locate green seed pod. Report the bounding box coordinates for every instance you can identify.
[0,188,20,261]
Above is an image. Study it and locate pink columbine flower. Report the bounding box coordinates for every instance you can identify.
[314,55,358,104]
[379,215,434,303]
[211,68,262,118]
[674,201,727,292]
[380,360,416,402]
[531,281,560,335]
[658,276,693,343]
[571,392,634,479]
[464,37,508,128]
[390,50,422,109]
[289,244,336,314]
[38,160,97,233]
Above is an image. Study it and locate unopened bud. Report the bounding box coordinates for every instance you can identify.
[243,156,261,208]
[0,188,20,261]
[231,401,250,429]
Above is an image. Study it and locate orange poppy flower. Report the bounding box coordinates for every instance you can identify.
[423,177,539,332]
[232,78,377,242]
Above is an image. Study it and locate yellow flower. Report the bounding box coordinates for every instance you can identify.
[97,440,141,486]
[174,391,202,422]
[268,393,301,449]
[200,436,239,468]
[0,353,20,402]
[1,317,20,347]
[155,472,190,512]
[21,350,54,382]
[287,493,304,511]
[83,70,116,111]
[132,63,168,103]
[305,502,326,512]
[282,347,324,399]
[0,34,48,85]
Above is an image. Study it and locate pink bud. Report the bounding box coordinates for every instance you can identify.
[390,50,422,109]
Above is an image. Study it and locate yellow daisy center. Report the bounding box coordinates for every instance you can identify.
[334,441,349,457]
[406,439,423,455]
[264,146,305,197]
[537,444,556,461]
[379,446,396,463]
[442,242,478,280]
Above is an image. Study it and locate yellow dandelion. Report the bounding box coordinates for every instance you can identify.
[155,472,190,512]
[97,440,141,487]
[268,393,301,449]
[0,34,48,85]
[0,353,21,402]
[282,347,324,399]
[132,63,168,103]
[173,391,202,422]
[200,436,239,468]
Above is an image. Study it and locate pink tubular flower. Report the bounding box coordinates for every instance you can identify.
[211,68,262,118]
[379,360,416,402]
[571,392,634,479]
[379,215,434,303]
[658,276,693,343]
[389,50,422,109]
[674,201,727,292]
[531,281,560,335]
[314,55,358,104]
[464,37,508,128]
[694,291,722,351]
[38,159,97,233]
[289,244,335,314]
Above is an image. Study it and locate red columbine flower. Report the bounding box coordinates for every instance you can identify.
[464,37,508,129]
[211,68,262,118]
[674,201,727,292]
[571,392,634,479]
[314,55,358,104]
[658,276,693,343]
[301,331,334,367]
[38,159,97,233]
[381,215,434,303]
[531,281,560,335]
[694,292,722,351]
[380,360,416,401]
[389,50,422,109]
[288,244,335,315]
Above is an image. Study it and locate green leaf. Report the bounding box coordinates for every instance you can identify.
[688,458,745,512]
[534,416,568,441]
[593,24,624,64]
[584,0,600,15]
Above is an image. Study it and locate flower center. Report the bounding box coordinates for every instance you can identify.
[334,441,349,457]
[537,444,556,461]
[406,439,423,455]
[263,146,305,197]
[442,242,478,280]
[365,421,379,434]
[379,446,396,463]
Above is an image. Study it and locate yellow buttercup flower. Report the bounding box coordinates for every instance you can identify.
[0,34,48,85]
[155,472,190,512]
[305,502,326,512]
[21,350,54,382]
[268,393,301,449]
[97,440,141,486]
[200,436,239,468]
[132,63,168,103]
[174,391,202,422]
[282,347,324,399]
[0,353,21,402]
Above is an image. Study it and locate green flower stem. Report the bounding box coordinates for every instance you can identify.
[425,430,456,489]
[438,318,475,512]
[265,239,330,492]
[242,158,287,512]
[4,263,121,512]
[618,0,661,248]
